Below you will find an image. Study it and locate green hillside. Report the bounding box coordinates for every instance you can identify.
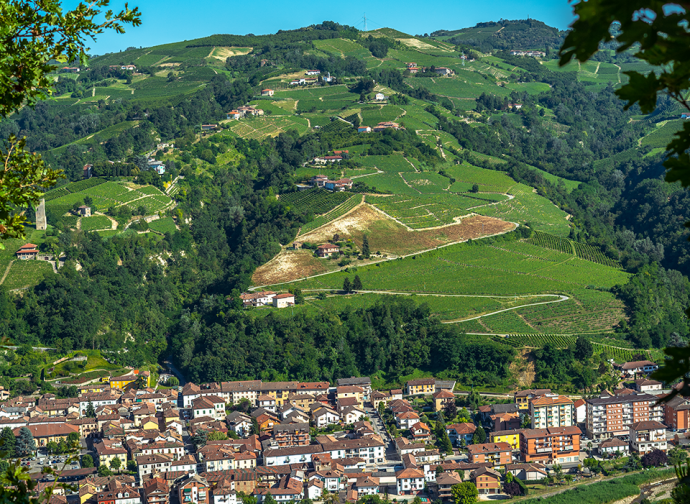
[1,18,686,392]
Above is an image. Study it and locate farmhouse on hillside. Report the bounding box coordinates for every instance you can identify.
[358,126,372,133]
[375,93,386,101]
[261,89,274,96]
[314,156,343,164]
[316,244,340,258]
[434,67,453,76]
[306,70,321,75]
[240,291,277,307]
[227,110,241,120]
[406,63,418,73]
[373,121,401,132]
[324,179,353,192]
[16,244,39,260]
[77,206,92,217]
[273,293,296,308]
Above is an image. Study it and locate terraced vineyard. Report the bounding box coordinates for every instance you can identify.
[300,194,363,234]
[502,333,650,362]
[528,231,621,268]
[279,188,352,214]
[44,178,106,202]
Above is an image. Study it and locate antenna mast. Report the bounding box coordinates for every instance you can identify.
[363,13,367,32]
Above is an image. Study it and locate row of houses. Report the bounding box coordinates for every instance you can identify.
[226,106,264,120]
[405,63,454,76]
[238,291,295,309]
[307,174,353,191]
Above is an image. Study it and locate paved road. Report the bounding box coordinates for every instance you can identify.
[365,405,399,462]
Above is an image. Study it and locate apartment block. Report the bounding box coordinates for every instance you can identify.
[586,392,663,440]
[519,426,581,464]
[530,395,574,429]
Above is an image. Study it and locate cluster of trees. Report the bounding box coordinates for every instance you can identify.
[171,297,516,384]
[440,19,564,54]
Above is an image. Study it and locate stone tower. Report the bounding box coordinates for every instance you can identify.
[35,198,47,231]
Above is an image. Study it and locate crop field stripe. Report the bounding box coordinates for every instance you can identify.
[299,194,363,235]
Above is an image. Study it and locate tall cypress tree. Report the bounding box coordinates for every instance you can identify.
[361,235,370,258]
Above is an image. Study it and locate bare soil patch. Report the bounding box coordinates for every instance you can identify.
[210,47,253,60]
[300,204,514,256]
[398,38,439,51]
[252,249,330,286]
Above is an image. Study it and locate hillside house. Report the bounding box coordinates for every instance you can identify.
[407,378,435,395]
[240,291,276,307]
[227,111,241,120]
[237,106,263,117]
[508,103,523,109]
[83,164,93,179]
[358,126,372,133]
[506,463,547,481]
[272,293,295,308]
[324,179,352,191]
[316,244,340,258]
[309,174,329,187]
[61,67,80,73]
[406,63,418,74]
[617,360,659,377]
[434,67,453,76]
[147,160,166,174]
[314,156,343,164]
[409,422,431,441]
[261,89,274,97]
[375,93,386,101]
[78,206,92,217]
[306,70,321,75]
[304,78,318,84]
[373,121,401,132]
[201,124,218,131]
[630,379,663,393]
[682,113,690,120]
[16,244,39,260]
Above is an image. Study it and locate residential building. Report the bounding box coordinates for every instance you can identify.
[519,426,581,464]
[227,111,241,120]
[257,395,277,412]
[306,70,321,75]
[226,412,252,437]
[357,126,372,133]
[375,93,385,101]
[664,395,690,431]
[489,430,521,450]
[433,389,455,412]
[320,437,385,464]
[96,480,141,504]
[373,121,400,132]
[192,396,225,420]
[177,474,210,504]
[142,478,168,504]
[336,386,364,407]
[239,291,276,308]
[272,423,309,447]
[574,399,586,424]
[316,244,339,258]
[435,471,463,500]
[446,423,476,446]
[14,423,79,448]
[263,445,323,466]
[630,379,663,393]
[514,389,551,410]
[324,179,353,191]
[395,468,424,495]
[396,411,420,430]
[618,360,659,377]
[261,89,274,97]
[93,439,128,468]
[272,294,295,309]
[530,395,574,429]
[470,467,500,495]
[16,244,39,260]
[312,407,340,428]
[586,392,664,439]
[506,463,547,481]
[409,422,431,441]
[467,443,512,467]
[406,378,435,396]
[433,67,453,76]
[630,421,667,454]
[599,437,629,457]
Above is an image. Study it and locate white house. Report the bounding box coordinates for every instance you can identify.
[395,468,424,495]
[273,293,295,308]
[263,445,324,466]
[306,70,321,75]
[375,93,385,101]
[313,407,340,428]
[261,89,274,97]
[630,421,667,454]
[599,437,629,457]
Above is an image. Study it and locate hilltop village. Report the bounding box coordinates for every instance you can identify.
[3,360,683,503]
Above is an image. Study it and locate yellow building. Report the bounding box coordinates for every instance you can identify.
[407,378,436,396]
[141,417,160,430]
[108,371,149,390]
[490,430,521,450]
[514,389,551,410]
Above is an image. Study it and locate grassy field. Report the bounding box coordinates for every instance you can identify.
[229,115,310,140]
[640,119,685,148]
[300,194,364,234]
